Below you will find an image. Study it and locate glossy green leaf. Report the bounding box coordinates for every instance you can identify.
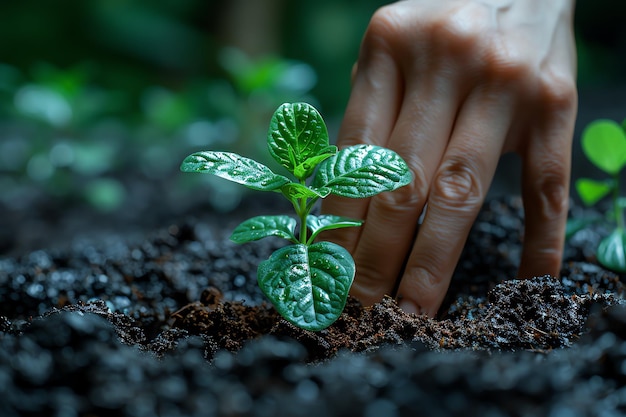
[306,214,363,243]
[581,119,626,175]
[257,241,355,331]
[575,178,613,206]
[312,144,412,198]
[180,151,291,191]
[280,183,330,200]
[267,102,335,178]
[230,215,297,244]
[293,150,337,179]
[597,229,626,273]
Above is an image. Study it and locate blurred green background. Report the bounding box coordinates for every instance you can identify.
[0,0,624,218]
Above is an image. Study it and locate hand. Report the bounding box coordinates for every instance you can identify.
[321,0,578,316]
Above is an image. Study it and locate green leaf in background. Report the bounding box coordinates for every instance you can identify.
[142,87,192,132]
[267,102,335,178]
[575,178,613,206]
[313,144,412,198]
[597,228,626,273]
[83,178,126,212]
[565,217,600,240]
[230,215,298,244]
[180,151,291,191]
[581,119,626,175]
[257,241,355,331]
[306,214,363,243]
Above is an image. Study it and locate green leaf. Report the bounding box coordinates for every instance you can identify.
[575,178,613,206]
[267,102,334,179]
[306,214,363,243]
[230,215,297,244]
[180,151,291,191]
[565,217,599,240]
[312,144,412,198]
[581,119,626,175]
[293,149,337,179]
[597,229,626,273]
[257,241,355,331]
[280,182,330,201]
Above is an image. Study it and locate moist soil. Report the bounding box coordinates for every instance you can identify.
[1,196,625,417]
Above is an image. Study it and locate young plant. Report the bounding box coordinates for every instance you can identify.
[573,118,626,272]
[180,102,411,331]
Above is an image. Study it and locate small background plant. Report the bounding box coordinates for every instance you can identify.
[572,117,626,272]
[181,102,411,331]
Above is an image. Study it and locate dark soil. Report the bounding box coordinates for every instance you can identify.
[1,196,625,417]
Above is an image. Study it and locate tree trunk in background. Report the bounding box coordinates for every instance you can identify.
[217,0,283,57]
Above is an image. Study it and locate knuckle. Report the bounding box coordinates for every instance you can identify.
[432,159,483,209]
[532,165,569,222]
[481,56,577,111]
[538,71,578,113]
[482,52,534,84]
[363,5,405,53]
[475,41,539,87]
[429,5,492,55]
[428,14,534,86]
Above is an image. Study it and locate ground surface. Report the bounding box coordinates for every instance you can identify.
[1,196,625,417]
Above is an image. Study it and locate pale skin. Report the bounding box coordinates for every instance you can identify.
[321,0,578,316]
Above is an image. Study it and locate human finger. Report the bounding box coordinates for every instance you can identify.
[516,8,577,279]
[348,74,463,305]
[396,88,514,316]
[517,78,576,279]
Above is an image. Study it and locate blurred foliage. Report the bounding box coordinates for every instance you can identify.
[0,0,327,213]
[575,0,626,87]
[0,0,623,215]
[0,55,316,213]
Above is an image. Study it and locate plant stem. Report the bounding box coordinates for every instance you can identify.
[299,180,309,245]
[305,197,319,214]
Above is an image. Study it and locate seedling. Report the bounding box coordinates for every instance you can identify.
[181,102,411,331]
[573,118,626,272]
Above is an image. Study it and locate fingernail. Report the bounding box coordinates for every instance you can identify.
[399,299,419,315]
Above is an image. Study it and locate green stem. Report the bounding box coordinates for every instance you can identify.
[298,180,309,245]
[305,196,320,214]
